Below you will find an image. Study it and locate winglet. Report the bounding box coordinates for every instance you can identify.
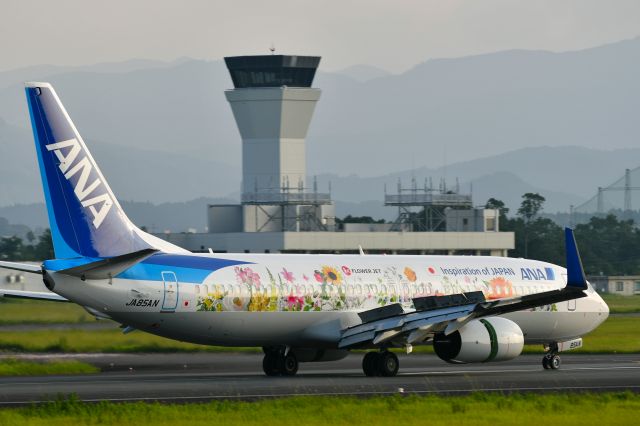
[565,228,587,290]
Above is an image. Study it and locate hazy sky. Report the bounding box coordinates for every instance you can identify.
[2,0,639,73]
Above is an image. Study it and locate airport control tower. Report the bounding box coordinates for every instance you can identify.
[211,55,333,233]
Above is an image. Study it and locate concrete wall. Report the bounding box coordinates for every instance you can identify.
[207,205,243,233]
[446,208,499,232]
[157,231,514,255]
[607,276,640,296]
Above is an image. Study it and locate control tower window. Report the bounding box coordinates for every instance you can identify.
[225,55,321,88]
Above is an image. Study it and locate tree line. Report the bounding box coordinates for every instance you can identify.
[488,193,640,276]
[0,229,53,261]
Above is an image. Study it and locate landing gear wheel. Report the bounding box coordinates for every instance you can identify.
[378,351,399,377]
[262,352,280,376]
[542,356,551,369]
[279,353,299,376]
[549,354,561,370]
[362,352,379,377]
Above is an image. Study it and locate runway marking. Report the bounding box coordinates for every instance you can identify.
[2,364,640,387]
[400,365,640,376]
[1,385,639,406]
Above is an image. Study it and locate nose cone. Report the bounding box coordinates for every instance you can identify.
[594,291,610,325]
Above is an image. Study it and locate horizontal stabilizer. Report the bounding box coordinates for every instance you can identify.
[0,261,42,274]
[58,248,158,280]
[0,289,68,302]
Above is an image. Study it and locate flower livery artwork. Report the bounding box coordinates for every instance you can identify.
[196,284,227,312]
[196,262,444,313]
[483,276,514,300]
[403,267,417,282]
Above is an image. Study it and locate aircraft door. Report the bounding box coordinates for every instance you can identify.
[161,271,179,312]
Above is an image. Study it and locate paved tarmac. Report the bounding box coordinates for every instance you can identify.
[0,353,638,405]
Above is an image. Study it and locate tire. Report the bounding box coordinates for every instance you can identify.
[378,352,399,377]
[262,352,280,376]
[362,352,378,377]
[279,353,299,376]
[550,355,561,370]
[542,356,551,370]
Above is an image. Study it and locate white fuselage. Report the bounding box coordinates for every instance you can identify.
[48,253,609,348]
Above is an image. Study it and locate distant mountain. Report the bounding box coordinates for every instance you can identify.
[0,37,638,175]
[0,118,240,205]
[334,64,391,82]
[0,197,235,234]
[1,38,639,216]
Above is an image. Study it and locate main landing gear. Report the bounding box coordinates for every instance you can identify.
[542,343,561,370]
[362,351,399,377]
[262,347,299,376]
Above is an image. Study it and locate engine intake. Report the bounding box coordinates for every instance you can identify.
[433,317,524,363]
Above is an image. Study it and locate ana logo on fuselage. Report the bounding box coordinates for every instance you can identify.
[45,138,113,229]
[521,267,555,281]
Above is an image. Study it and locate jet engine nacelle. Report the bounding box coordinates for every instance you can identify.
[433,317,524,363]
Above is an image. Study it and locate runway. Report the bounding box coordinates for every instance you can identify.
[0,353,638,405]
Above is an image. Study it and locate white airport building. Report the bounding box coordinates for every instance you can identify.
[156,54,514,255]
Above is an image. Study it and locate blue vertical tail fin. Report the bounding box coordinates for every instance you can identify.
[25,82,186,259]
[564,227,587,290]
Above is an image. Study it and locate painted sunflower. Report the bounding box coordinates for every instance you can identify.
[321,266,342,285]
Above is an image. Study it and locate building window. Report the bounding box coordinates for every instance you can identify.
[616,281,624,292]
[635,281,640,293]
[486,218,496,231]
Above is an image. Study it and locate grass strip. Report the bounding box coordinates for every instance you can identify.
[0,299,94,325]
[0,358,98,376]
[0,328,259,353]
[0,392,638,426]
[601,294,640,313]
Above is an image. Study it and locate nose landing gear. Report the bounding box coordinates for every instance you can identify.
[362,351,399,377]
[542,342,561,370]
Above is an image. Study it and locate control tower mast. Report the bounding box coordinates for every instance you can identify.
[222,55,333,232]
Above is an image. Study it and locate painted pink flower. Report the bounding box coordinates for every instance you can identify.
[303,274,309,281]
[342,266,352,276]
[235,267,248,283]
[314,271,323,283]
[281,267,295,283]
[249,271,261,287]
[287,294,304,310]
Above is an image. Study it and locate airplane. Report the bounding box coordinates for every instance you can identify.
[0,82,609,377]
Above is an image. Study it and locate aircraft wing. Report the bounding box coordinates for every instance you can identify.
[0,261,42,274]
[0,289,68,302]
[339,228,588,350]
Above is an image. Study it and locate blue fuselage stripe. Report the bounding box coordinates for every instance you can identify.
[44,254,250,284]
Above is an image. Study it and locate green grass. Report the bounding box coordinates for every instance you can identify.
[0,358,98,376]
[0,299,94,324]
[0,393,638,426]
[601,294,640,313]
[0,316,636,354]
[0,328,259,353]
